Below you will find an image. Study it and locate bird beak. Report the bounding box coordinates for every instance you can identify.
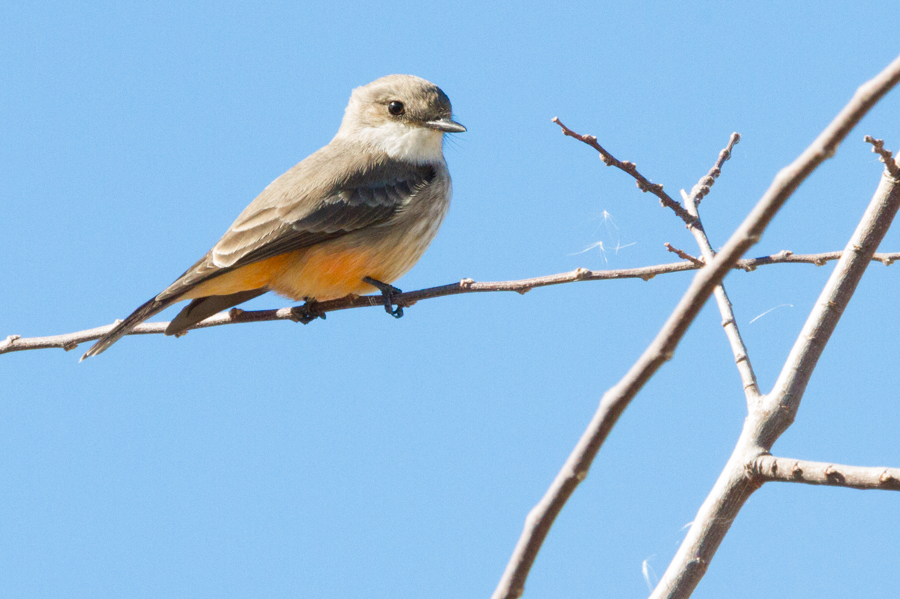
[425,118,467,133]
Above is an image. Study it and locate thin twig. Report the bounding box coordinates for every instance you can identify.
[552,117,697,227]
[681,135,761,403]
[663,243,704,266]
[691,133,741,207]
[737,250,899,268]
[750,455,900,491]
[864,135,900,178]
[494,53,900,599]
[5,251,900,356]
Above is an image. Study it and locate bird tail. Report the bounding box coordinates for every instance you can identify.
[165,289,267,336]
[80,297,175,361]
[80,288,268,361]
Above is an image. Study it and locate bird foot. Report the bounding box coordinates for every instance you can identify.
[290,300,326,324]
[363,277,404,318]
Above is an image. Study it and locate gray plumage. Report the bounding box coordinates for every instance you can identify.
[82,75,464,360]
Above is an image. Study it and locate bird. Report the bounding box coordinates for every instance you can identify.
[81,74,465,360]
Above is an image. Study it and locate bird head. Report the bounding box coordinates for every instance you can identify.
[336,74,466,163]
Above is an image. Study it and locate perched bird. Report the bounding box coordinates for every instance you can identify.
[81,74,465,360]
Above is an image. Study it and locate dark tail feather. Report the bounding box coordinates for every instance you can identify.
[165,289,267,337]
[80,296,175,361]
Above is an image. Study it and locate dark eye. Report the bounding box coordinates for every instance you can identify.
[388,101,405,116]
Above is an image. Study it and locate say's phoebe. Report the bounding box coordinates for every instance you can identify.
[81,74,465,360]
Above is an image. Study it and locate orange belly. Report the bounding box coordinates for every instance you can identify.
[269,235,429,300]
[180,235,428,302]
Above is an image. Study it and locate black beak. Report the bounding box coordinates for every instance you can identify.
[425,118,467,133]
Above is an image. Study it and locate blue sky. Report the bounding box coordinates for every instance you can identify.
[2,2,899,597]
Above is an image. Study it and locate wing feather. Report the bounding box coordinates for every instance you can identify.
[155,145,436,301]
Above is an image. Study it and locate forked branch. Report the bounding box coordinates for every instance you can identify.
[496,52,900,599]
[652,150,900,599]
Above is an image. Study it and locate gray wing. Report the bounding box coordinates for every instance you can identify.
[156,156,436,300]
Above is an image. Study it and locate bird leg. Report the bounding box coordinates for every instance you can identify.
[362,277,404,318]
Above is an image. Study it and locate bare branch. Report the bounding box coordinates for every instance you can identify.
[497,50,900,598]
[764,180,900,445]
[653,123,900,599]
[5,251,899,357]
[750,455,900,491]
[551,117,697,226]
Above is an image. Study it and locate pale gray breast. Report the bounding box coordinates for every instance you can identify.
[380,160,452,250]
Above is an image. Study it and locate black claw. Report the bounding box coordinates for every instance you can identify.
[290,300,326,324]
[363,277,404,319]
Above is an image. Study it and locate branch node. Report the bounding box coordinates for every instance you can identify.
[864,135,900,177]
[228,307,244,319]
[689,132,742,206]
[573,267,591,280]
[460,278,476,289]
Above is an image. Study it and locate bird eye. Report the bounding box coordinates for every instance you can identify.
[388,101,405,116]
